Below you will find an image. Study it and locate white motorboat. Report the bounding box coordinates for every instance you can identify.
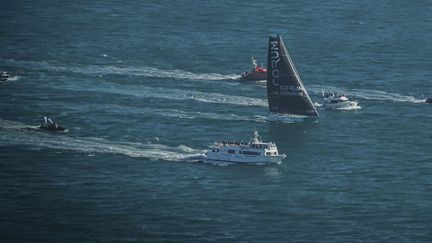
[322,91,359,110]
[204,131,286,165]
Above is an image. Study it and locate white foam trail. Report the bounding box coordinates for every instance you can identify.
[6,59,240,81]
[348,89,423,103]
[161,111,268,123]
[7,60,262,106]
[0,119,205,162]
[131,66,240,81]
[6,76,19,81]
[76,104,268,123]
[60,81,268,107]
[75,65,240,81]
[314,102,362,110]
[267,113,318,123]
[329,106,362,110]
[0,119,27,129]
[309,85,424,103]
[0,76,19,83]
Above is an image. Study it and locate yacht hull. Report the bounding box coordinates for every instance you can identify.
[267,112,318,123]
[323,101,360,110]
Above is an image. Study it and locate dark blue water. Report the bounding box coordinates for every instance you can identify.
[1,0,431,242]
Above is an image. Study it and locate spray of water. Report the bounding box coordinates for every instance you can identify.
[0,119,205,162]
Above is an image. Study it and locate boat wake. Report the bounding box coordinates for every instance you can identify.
[314,102,362,110]
[4,75,19,81]
[0,119,205,162]
[267,112,318,123]
[132,66,240,81]
[71,104,269,123]
[332,105,362,110]
[59,80,268,108]
[6,59,240,81]
[159,110,268,123]
[309,85,424,104]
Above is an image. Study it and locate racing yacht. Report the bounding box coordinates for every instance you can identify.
[322,91,359,110]
[239,57,267,81]
[266,34,319,122]
[204,131,286,165]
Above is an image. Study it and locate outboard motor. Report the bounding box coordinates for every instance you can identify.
[426,97,432,104]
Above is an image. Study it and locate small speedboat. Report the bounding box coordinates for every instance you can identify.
[39,123,67,132]
[239,57,267,81]
[39,116,67,132]
[322,91,359,110]
[0,71,10,81]
[426,97,432,104]
[204,131,286,165]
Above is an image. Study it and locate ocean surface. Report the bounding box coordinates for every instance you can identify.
[1,0,431,242]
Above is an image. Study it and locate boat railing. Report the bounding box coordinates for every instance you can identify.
[215,141,248,147]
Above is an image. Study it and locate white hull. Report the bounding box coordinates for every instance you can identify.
[204,131,286,166]
[204,152,285,165]
[323,101,360,110]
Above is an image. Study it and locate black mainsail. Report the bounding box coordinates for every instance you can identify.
[267,35,319,117]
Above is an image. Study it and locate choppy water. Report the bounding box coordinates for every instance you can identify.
[1,0,431,242]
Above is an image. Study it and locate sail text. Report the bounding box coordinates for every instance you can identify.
[270,41,280,86]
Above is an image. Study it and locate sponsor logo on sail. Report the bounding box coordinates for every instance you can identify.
[270,38,306,97]
[280,85,306,97]
[270,41,280,86]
